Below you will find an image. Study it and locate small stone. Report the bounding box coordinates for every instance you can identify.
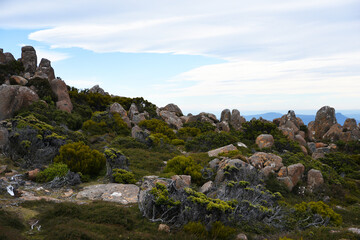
[199,181,213,194]
[158,224,170,233]
[27,169,40,181]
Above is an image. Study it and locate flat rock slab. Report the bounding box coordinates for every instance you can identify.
[76,184,139,204]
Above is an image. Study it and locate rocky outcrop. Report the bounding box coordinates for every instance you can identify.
[313,106,337,139]
[110,102,127,117]
[249,152,283,172]
[322,124,342,141]
[343,118,357,131]
[220,109,231,122]
[89,85,108,95]
[275,110,305,141]
[160,103,183,116]
[208,144,237,157]
[105,148,129,178]
[255,134,274,149]
[159,110,183,129]
[0,85,39,120]
[199,181,213,194]
[76,183,139,204]
[0,50,15,64]
[10,75,28,86]
[216,121,230,132]
[171,175,191,190]
[131,125,151,145]
[36,58,55,81]
[277,163,305,191]
[230,109,246,130]
[21,46,37,75]
[50,79,73,113]
[187,112,218,125]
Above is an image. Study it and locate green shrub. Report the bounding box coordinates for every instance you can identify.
[183,221,207,238]
[139,119,176,139]
[185,132,238,152]
[210,221,237,240]
[177,127,201,140]
[183,121,216,133]
[112,169,136,184]
[149,133,171,146]
[81,119,107,135]
[36,163,69,182]
[294,201,342,226]
[336,140,360,154]
[26,77,57,103]
[0,60,24,84]
[54,142,106,176]
[171,139,185,146]
[319,153,360,179]
[110,136,148,149]
[164,156,202,183]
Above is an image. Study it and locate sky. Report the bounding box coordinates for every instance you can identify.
[0,0,359,116]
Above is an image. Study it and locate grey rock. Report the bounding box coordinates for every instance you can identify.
[4,52,15,63]
[220,109,231,122]
[217,121,230,132]
[208,144,237,157]
[160,103,183,116]
[50,79,73,113]
[89,85,107,95]
[314,106,337,139]
[230,109,246,130]
[21,46,37,75]
[109,102,127,117]
[10,75,28,85]
[159,110,183,129]
[36,58,55,80]
[255,134,274,149]
[307,169,324,191]
[0,127,9,152]
[199,181,213,194]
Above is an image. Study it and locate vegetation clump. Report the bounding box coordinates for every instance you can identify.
[36,163,69,183]
[164,156,203,183]
[112,168,136,184]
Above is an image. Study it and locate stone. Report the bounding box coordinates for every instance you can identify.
[230,109,246,130]
[215,158,252,183]
[287,163,305,187]
[220,109,231,122]
[300,146,308,155]
[312,152,325,159]
[255,134,274,149]
[76,183,139,204]
[105,148,129,178]
[27,169,40,181]
[160,103,183,116]
[209,158,220,170]
[307,169,324,191]
[237,142,247,148]
[109,102,127,117]
[262,166,274,177]
[199,181,213,194]
[129,103,139,119]
[159,110,183,129]
[63,189,74,198]
[36,58,55,80]
[277,166,288,177]
[158,224,170,233]
[348,228,360,235]
[217,121,230,132]
[279,126,295,140]
[21,46,37,75]
[89,85,107,95]
[323,124,342,141]
[187,112,218,124]
[132,113,147,125]
[208,144,237,157]
[249,152,283,171]
[314,106,337,139]
[171,175,191,189]
[131,125,151,145]
[298,130,306,139]
[277,177,294,191]
[10,75,28,85]
[138,176,172,207]
[307,142,316,154]
[343,118,358,131]
[294,134,307,147]
[4,52,15,63]
[315,142,327,148]
[50,79,73,113]
[0,51,5,64]
[0,126,9,151]
[0,85,39,120]
[180,115,189,124]
[235,233,248,240]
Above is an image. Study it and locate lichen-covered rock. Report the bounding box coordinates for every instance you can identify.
[255,134,274,149]
[158,224,170,233]
[199,181,213,194]
[0,85,39,120]
[171,175,191,190]
[287,163,305,187]
[109,102,127,117]
[230,109,246,130]
[207,144,237,157]
[10,75,28,85]
[160,103,183,116]
[132,112,147,125]
[21,46,37,75]
[104,148,129,178]
[294,134,307,147]
[131,125,151,145]
[322,124,342,141]
[343,118,358,131]
[36,58,55,80]
[277,177,294,191]
[76,183,139,204]
[249,152,283,171]
[217,121,230,132]
[307,169,324,191]
[187,112,218,124]
[50,79,73,113]
[314,106,337,139]
[159,110,183,129]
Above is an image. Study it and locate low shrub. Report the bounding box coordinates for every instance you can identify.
[183,121,216,133]
[164,156,202,183]
[177,127,201,140]
[36,163,69,183]
[112,168,136,184]
[54,142,106,176]
[139,119,176,139]
[185,132,238,152]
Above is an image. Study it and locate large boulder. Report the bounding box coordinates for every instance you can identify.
[0,126,9,152]
[129,103,139,120]
[216,121,230,132]
[36,58,55,81]
[313,106,337,139]
[208,144,237,157]
[287,163,305,187]
[10,75,28,86]
[220,109,231,122]
[4,52,15,63]
[21,46,37,75]
[307,169,324,191]
[187,112,218,124]
[230,109,246,130]
[104,148,129,179]
[249,152,283,171]
[76,184,139,204]
[322,124,342,141]
[0,49,5,64]
[343,118,358,131]
[160,103,183,116]
[131,125,151,145]
[255,134,274,149]
[50,79,73,113]
[159,110,183,129]
[0,85,39,120]
[109,102,127,117]
[89,85,107,95]
[171,175,191,190]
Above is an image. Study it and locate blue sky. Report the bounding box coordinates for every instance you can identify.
[0,0,359,116]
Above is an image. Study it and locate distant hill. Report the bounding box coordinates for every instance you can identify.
[244,112,359,125]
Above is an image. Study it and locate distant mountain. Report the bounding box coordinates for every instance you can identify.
[243,112,359,125]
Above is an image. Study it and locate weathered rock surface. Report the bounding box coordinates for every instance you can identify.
[0,85,39,120]
[105,148,129,178]
[131,125,151,145]
[199,181,213,194]
[109,102,127,117]
[159,110,183,129]
[160,103,183,116]
[287,163,305,187]
[343,118,357,131]
[187,112,218,124]
[0,126,9,151]
[249,152,283,171]
[158,224,170,233]
[230,109,246,130]
[217,121,230,132]
[314,106,337,139]
[208,144,237,157]
[89,85,107,95]
[36,58,55,80]
[10,75,28,85]
[50,79,73,113]
[255,134,274,149]
[171,175,191,190]
[307,169,324,191]
[21,46,37,75]
[294,134,307,147]
[220,109,231,122]
[76,183,139,204]
[322,124,342,141]
[4,52,15,64]
[215,158,253,184]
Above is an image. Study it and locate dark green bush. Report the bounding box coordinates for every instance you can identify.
[26,77,57,103]
[36,163,69,182]
[336,140,360,154]
[185,132,238,152]
[177,127,201,140]
[164,156,202,183]
[110,136,148,149]
[54,142,106,176]
[183,121,216,133]
[139,119,176,139]
[0,60,24,84]
[319,153,360,179]
[112,168,137,184]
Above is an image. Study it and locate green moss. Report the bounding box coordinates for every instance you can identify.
[150,183,180,206]
[20,140,31,149]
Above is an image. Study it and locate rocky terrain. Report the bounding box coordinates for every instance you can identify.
[0,46,360,240]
